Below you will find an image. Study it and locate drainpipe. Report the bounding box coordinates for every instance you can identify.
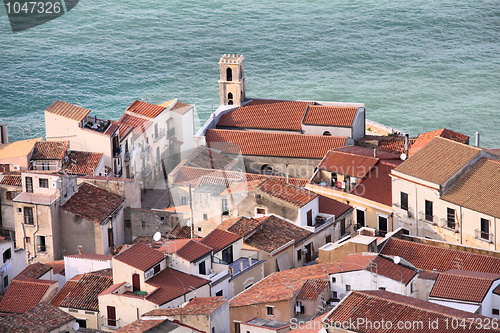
[475,132,480,147]
[32,204,40,260]
[414,185,418,237]
[459,206,463,245]
[495,217,497,251]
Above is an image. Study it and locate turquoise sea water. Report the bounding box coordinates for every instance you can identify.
[0,1,498,147]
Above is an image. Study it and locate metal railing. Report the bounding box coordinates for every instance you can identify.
[419,212,437,225]
[440,218,458,232]
[475,229,493,243]
[37,245,47,252]
[167,128,175,137]
[154,129,165,142]
[140,148,150,159]
[124,152,130,162]
[141,165,151,176]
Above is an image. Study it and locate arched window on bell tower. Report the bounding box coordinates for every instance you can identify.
[226,68,232,81]
[228,92,234,105]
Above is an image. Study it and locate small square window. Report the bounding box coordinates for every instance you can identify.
[203,213,208,220]
[198,227,202,232]
[379,287,386,291]
[256,208,266,215]
[25,237,31,244]
[493,309,499,315]
[266,306,274,316]
[39,178,49,188]
[346,285,351,291]
[331,277,336,283]
[3,275,8,288]
[297,249,302,261]
[17,208,22,214]
[142,221,146,228]
[216,290,223,297]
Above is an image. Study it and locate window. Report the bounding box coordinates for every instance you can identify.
[107,306,116,327]
[331,277,336,283]
[425,200,433,221]
[37,235,46,252]
[307,210,313,226]
[153,263,161,275]
[85,311,94,315]
[378,216,388,235]
[181,196,188,205]
[266,306,274,316]
[323,131,331,136]
[297,249,302,261]
[332,291,338,299]
[346,285,351,291]
[17,208,22,214]
[447,208,456,229]
[222,246,233,264]
[23,207,34,225]
[493,309,499,315]
[226,67,232,81]
[379,287,386,291]
[39,178,49,188]
[326,234,332,243]
[25,177,33,193]
[3,275,8,288]
[256,208,266,215]
[260,164,272,175]
[203,213,208,220]
[356,209,365,228]
[198,227,202,232]
[222,199,229,215]
[142,221,146,228]
[125,219,131,228]
[216,290,223,297]
[41,162,49,171]
[3,249,11,263]
[25,237,31,244]
[227,92,234,105]
[6,191,16,201]
[481,218,490,240]
[400,192,408,210]
[199,260,206,275]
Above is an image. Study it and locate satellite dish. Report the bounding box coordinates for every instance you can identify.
[72,322,80,330]
[394,256,401,265]
[153,231,161,242]
[400,153,407,161]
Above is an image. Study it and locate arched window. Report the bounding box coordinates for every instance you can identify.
[261,164,273,175]
[226,68,232,81]
[323,131,332,136]
[228,92,233,105]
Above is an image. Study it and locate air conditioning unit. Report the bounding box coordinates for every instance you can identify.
[12,165,20,171]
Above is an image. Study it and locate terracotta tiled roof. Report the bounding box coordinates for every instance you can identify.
[126,100,166,119]
[0,173,21,186]
[145,268,210,305]
[111,120,134,142]
[31,141,69,160]
[45,100,91,121]
[318,150,378,178]
[296,279,329,299]
[226,216,262,237]
[170,100,193,115]
[64,253,112,261]
[15,262,52,280]
[176,240,212,262]
[302,105,357,127]
[378,136,416,154]
[199,229,241,254]
[244,215,312,253]
[0,278,56,314]
[118,113,152,138]
[206,129,347,159]
[409,128,470,156]
[334,145,401,160]
[220,179,263,195]
[144,297,227,316]
[59,273,113,311]
[168,223,194,239]
[380,237,500,273]
[61,182,124,224]
[50,279,79,307]
[429,269,500,303]
[45,260,65,275]
[289,313,329,333]
[230,254,374,306]
[114,242,165,271]
[217,99,312,131]
[318,195,352,216]
[352,162,395,206]
[187,147,238,170]
[324,290,500,332]
[0,138,40,160]
[394,137,482,185]
[0,301,75,332]
[63,151,103,175]
[116,319,165,333]
[441,158,500,218]
[257,178,318,208]
[366,255,417,285]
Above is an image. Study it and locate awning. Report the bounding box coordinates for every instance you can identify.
[429,299,480,313]
[276,252,291,272]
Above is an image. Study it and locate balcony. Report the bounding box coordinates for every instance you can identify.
[440,218,459,232]
[475,229,493,243]
[100,316,121,329]
[140,148,150,159]
[167,128,175,137]
[154,129,165,142]
[419,212,437,226]
[37,244,47,252]
[141,165,151,176]
[124,152,131,162]
[24,216,34,225]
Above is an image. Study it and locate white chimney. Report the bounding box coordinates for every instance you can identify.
[475,131,480,147]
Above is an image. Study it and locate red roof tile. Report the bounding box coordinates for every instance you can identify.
[187,147,238,170]
[243,215,312,253]
[45,260,65,275]
[31,141,69,160]
[352,162,395,206]
[409,128,470,156]
[325,290,500,332]
[381,237,500,273]
[334,145,401,160]
[118,113,152,138]
[0,301,75,332]
[206,129,346,159]
[116,319,165,333]
[50,279,79,307]
[63,151,103,175]
[170,100,193,115]
[59,273,113,311]
[289,313,328,333]
[318,150,378,178]
[15,262,52,280]
[366,255,417,285]
[144,297,227,316]
[218,99,312,131]
[61,182,124,224]
[430,269,500,303]
[257,178,318,207]
[0,173,21,186]
[230,254,374,306]
[0,278,56,314]
[200,229,241,254]
[126,100,166,119]
[296,279,329,299]
[145,268,210,305]
[64,253,112,261]
[225,216,262,237]
[45,100,91,122]
[318,195,352,216]
[168,223,195,239]
[176,240,213,262]
[303,105,357,127]
[114,242,165,271]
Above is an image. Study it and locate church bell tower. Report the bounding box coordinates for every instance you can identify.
[219,54,245,106]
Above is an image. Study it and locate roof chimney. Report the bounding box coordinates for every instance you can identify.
[373,148,377,158]
[475,131,480,147]
[404,134,409,156]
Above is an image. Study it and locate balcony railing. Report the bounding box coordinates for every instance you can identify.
[141,165,151,176]
[37,245,47,252]
[140,148,150,159]
[475,229,493,243]
[124,152,130,162]
[24,216,34,225]
[419,212,437,225]
[154,129,165,142]
[440,218,458,232]
[167,128,175,137]
[100,316,121,329]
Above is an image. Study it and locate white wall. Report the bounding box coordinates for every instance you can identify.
[64,256,112,281]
